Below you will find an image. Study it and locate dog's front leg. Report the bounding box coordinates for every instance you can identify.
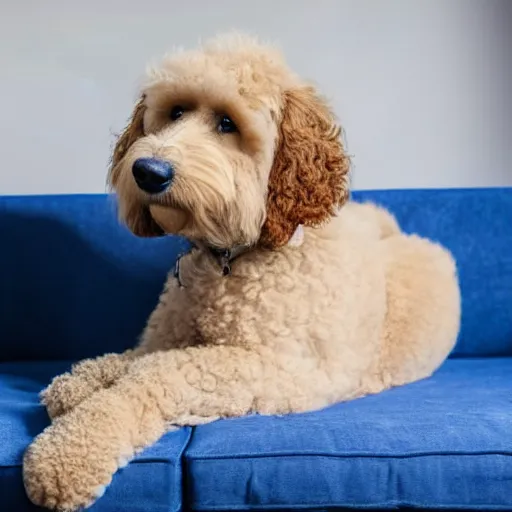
[23,345,321,511]
[40,349,141,420]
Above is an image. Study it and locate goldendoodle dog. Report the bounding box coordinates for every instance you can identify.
[23,33,461,511]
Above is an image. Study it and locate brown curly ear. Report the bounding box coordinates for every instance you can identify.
[107,96,146,187]
[259,87,350,249]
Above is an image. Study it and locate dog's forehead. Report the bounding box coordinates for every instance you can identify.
[144,36,297,111]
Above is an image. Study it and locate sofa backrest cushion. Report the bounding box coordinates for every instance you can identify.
[0,194,190,361]
[0,188,510,361]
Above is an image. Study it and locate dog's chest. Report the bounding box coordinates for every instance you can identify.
[169,244,342,351]
[176,262,265,347]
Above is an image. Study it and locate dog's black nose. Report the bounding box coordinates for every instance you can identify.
[132,158,174,194]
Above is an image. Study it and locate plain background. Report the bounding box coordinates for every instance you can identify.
[1,0,511,195]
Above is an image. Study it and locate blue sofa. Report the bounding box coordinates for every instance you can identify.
[1,187,511,511]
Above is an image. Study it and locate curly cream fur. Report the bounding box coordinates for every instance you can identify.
[23,33,461,511]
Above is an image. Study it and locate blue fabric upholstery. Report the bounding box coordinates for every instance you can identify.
[0,194,190,362]
[186,358,512,511]
[0,361,191,512]
[0,188,511,511]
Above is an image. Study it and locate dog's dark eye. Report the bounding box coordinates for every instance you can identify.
[170,106,185,121]
[218,115,237,134]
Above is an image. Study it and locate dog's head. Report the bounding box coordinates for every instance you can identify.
[108,33,350,249]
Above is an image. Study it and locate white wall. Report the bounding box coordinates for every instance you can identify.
[1,0,511,195]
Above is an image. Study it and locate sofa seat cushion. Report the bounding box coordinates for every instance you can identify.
[0,361,191,512]
[185,358,512,511]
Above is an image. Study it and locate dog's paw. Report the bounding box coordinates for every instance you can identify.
[40,373,73,420]
[41,372,100,420]
[23,420,116,511]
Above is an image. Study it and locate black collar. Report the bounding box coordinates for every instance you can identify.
[174,243,251,288]
[174,225,304,288]
[207,245,251,276]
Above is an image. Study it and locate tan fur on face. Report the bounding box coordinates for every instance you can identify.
[24,33,461,512]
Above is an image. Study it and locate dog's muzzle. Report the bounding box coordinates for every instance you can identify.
[132,157,175,194]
